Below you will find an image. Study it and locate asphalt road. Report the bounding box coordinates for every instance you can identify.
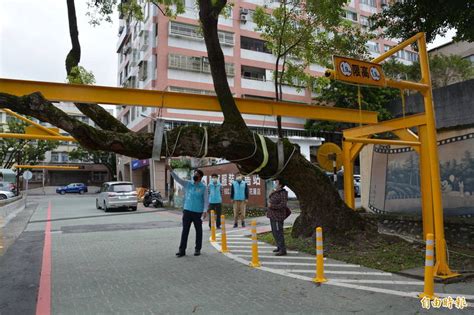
[0,194,468,314]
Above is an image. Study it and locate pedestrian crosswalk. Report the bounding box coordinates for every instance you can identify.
[210,225,474,305]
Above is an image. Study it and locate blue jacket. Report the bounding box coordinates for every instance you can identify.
[231,181,248,201]
[208,182,222,204]
[171,171,208,212]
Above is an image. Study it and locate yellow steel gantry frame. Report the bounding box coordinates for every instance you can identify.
[0,78,378,125]
[0,32,455,278]
[328,32,457,279]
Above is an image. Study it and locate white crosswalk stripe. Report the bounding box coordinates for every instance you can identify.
[211,229,472,301]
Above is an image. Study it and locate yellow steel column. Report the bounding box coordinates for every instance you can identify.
[342,141,355,209]
[418,125,434,240]
[418,35,457,278]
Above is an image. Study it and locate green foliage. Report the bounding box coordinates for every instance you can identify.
[307,53,473,133]
[253,0,372,101]
[66,66,96,85]
[0,118,58,170]
[307,77,397,132]
[369,0,474,43]
[423,54,474,88]
[381,55,473,89]
[170,159,191,169]
[69,146,117,174]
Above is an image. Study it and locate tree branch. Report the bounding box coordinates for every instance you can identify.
[199,0,247,129]
[66,0,131,133]
[0,92,152,158]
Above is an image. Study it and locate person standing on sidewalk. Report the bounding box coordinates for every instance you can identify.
[208,173,222,229]
[170,168,208,257]
[267,178,290,256]
[231,173,249,228]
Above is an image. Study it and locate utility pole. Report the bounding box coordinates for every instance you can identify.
[16,150,21,196]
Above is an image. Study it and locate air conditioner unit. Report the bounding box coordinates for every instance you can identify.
[240,14,248,23]
[240,8,249,15]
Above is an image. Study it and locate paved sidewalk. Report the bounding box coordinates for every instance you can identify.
[211,222,474,309]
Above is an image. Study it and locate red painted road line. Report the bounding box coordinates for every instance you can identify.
[36,202,52,315]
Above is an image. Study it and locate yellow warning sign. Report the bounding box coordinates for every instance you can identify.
[333,56,386,87]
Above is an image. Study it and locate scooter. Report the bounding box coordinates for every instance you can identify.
[143,189,164,208]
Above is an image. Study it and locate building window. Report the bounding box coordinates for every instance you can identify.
[169,54,202,72]
[241,36,271,53]
[168,53,234,76]
[218,31,234,46]
[169,86,216,95]
[51,152,60,163]
[406,51,418,62]
[384,44,393,52]
[344,11,358,22]
[360,0,376,7]
[241,65,266,81]
[138,60,148,81]
[366,42,380,53]
[169,22,234,46]
[359,16,373,29]
[61,153,69,162]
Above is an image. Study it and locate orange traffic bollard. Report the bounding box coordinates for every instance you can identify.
[210,210,216,242]
[249,220,261,268]
[313,227,327,283]
[220,215,228,253]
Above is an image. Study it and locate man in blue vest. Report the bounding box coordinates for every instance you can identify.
[231,173,249,228]
[171,168,208,257]
[207,173,222,229]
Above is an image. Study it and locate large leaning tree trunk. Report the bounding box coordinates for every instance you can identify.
[0,0,367,238]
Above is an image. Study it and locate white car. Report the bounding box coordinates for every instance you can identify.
[0,189,15,200]
[96,181,137,212]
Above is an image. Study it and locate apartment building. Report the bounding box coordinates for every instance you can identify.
[115,0,417,194]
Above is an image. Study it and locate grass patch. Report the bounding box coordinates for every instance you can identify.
[258,227,474,273]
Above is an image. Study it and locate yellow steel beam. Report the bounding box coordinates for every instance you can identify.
[393,129,420,153]
[15,165,80,170]
[25,126,61,137]
[343,113,426,138]
[0,133,76,142]
[325,70,428,92]
[371,32,424,64]
[344,137,421,147]
[349,142,365,162]
[1,109,61,136]
[0,78,379,125]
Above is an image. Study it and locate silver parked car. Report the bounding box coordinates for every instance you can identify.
[0,189,15,200]
[96,181,137,212]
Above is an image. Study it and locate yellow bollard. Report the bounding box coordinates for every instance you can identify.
[210,210,216,242]
[249,220,261,268]
[220,215,228,253]
[313,227,327,283]
[419,233,436,299]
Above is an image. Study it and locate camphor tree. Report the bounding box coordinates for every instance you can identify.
[369,0,474,43]
[252,0,370,137]
[0,0,369,238]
